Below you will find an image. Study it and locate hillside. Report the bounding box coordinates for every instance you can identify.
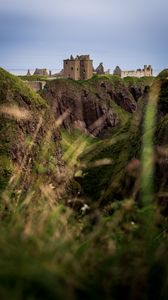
[0,68,63,196]
[1,69,168,299]
[67,74,168,208]
[42,75,153,137]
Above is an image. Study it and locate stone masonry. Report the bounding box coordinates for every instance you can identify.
[64,55,93,80]
[113,65,153,78]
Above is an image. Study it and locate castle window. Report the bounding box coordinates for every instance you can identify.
[66,62,68,65]
[77,68,79,71]
[71,67,73,70]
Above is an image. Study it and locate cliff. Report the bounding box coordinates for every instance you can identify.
[42,75,152,137]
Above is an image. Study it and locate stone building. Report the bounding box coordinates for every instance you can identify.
[113,65,153,78]
[26,69,31,76]
[64,55,93,80]
[113,66,122,77]
[33,68,49,76]
[95,62,105,75]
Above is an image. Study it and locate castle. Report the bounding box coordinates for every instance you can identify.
[63,55,93,80]
[25,57,153,84]
[113,65,153,78]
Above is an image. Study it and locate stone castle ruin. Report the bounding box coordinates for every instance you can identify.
[63,55,93,80]
[33,68,49,76]
[95,62,105,75]
[113,65,153,78]
[25,57,153,88]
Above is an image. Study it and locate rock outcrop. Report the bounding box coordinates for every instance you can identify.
[42,75,144,137]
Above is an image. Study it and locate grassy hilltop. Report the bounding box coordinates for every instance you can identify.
[0,69,168,299]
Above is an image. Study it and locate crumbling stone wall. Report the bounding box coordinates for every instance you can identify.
[25,81,46,92]
[114,65,153,78]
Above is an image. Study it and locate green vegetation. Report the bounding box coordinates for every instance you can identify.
[123,76,154,86]
[158,79,168,114]
[0,68,50,193]
[78,122,140,202]
[0,68,47,107]
[158,69,168,79]
[0,69,168,299]
[19,75,49,82]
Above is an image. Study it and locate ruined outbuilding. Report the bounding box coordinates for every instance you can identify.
[26,69,31,76]
[33,68,49,76]
[113,65,153,78]
[95,63,105,75]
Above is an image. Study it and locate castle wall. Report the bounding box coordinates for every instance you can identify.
[64,59,80,80]
[80,60,93,80]
[121,65,153,78]
[64,55,93,80]
[25,81,46,92]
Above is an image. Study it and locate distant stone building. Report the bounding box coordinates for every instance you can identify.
[113,65,153,78]
[95,63,105,75]
[33,68,49,76]
[113,66,122,77]
[64,55,93,80]
[52,69,64,78]
[26,69,31,76]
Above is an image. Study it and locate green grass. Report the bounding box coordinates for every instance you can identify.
[123,76,154,86]
[157,69,168,79]
[19,75,49,82]
[0,68,49,192]
[0,68,47,107]
[0,70,168,299]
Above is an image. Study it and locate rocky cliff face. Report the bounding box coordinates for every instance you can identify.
[0,70,155,204]
[42,75,150,137]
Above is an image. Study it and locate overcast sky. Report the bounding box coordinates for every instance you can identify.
[0,0,168,73]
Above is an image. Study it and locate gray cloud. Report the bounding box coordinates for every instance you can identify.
[0,0,168,72]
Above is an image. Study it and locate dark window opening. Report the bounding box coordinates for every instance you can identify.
[71,67,73,70]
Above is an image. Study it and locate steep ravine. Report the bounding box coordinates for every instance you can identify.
[42,75,151,137]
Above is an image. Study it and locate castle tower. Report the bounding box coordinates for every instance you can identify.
[63,55,93,80]
[64,56,80,80]
[79,55,93,80]
[144,65,153,76]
